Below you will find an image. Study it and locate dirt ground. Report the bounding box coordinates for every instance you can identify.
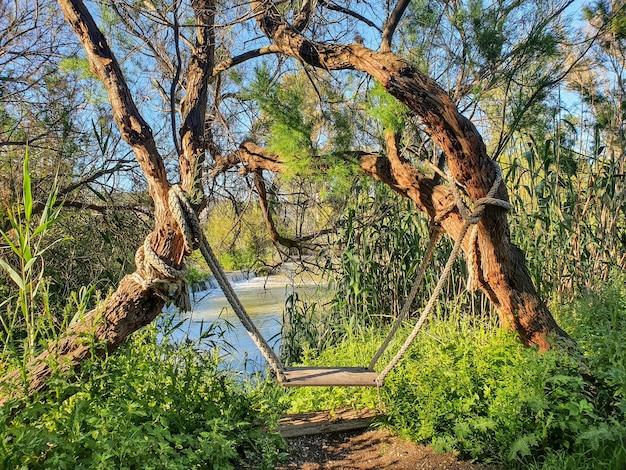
[276,429,496,470]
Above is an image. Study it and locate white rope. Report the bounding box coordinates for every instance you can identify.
[375,162,513,386]
[368,226,442,370]
[168,186,287,382]
[375,221,469,385]
[133,228,191,311]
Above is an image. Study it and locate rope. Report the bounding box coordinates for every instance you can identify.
[375,221,469,385]
[167,186,287,382]
[368,225,442,370]
[133,230,191,311]
[375,162,512,386]
[466,168,513,291]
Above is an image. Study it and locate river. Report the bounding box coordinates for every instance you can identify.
[168,273,317,373]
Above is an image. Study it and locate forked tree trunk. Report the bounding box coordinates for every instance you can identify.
[0,0,214,405]
[250,1,570,351]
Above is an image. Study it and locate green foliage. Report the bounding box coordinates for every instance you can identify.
[367,82,409,134]
[381,325,596,464]
[244,64,314,162]
[0,322,285,469]
[505,118,625,296]
[204,200,272,272]
[185,259,212,287]
[584,0,626,40]
[285,280,626,468]
[555,278,626,417]
[468,0,505,66]
[280,290,329,366]
[0,152,66,362]
[242,63,363,196]
[58,57,95,80]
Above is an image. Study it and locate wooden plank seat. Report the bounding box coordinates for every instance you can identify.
[280,367,379,387]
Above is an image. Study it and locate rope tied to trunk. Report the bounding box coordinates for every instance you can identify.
[133,231,192,311]
[133,185,286,381]
[374,161,513,385]
[446,163,513,291]
[131,186,204,312]
[174,185,287,381]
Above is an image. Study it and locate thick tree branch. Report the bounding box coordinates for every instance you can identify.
[250,0,497,202]
[57,0,169,213]
[212,141,466,247]
[212,45,281,79]
[4,0,196,406]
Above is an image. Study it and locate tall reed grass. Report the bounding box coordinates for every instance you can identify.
[0,152,69,369]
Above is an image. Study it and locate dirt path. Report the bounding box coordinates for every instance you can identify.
[276,429,496,470]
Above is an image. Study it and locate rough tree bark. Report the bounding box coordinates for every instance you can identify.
[0,0,215,405]
[248,0,570,351]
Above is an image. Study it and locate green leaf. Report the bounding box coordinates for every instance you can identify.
[88,184,107,202]
[0,258,25,290]
[24,257,38,273]
[1,230,21,257]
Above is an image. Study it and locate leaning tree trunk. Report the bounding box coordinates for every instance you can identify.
[0,0,214,405]
[250,1,570,351]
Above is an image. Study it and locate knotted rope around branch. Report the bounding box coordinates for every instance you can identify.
[374,162,513,386]
[443,163,514,291]
[133,230,192,311]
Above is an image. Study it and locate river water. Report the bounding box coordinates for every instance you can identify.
[169,273,317,373]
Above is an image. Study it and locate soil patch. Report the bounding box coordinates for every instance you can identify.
[276,429,496,470]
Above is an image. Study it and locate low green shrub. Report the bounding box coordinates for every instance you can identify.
[382,324,598,465]
[284,279,626,468]
[0,323,285,470]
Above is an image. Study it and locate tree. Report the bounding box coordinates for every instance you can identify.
[237,0,572,349]
[1,0,582,402]
[0,0,155,303]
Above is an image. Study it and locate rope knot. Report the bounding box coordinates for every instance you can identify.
[457,163,513,291]
[132,185,203,312]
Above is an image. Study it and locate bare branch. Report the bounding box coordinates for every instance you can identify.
[380,0,411,53]
[56,0,169,208]
[319,0,382,32]
[62,201,152,217]
[171,0,183,157]
[253,171,300,248]
[212,45,281,79]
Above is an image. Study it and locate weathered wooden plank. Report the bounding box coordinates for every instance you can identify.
[280,367,379,387]
[278,408,381,438]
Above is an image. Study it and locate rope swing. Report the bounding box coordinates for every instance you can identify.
[134,162,512,388]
